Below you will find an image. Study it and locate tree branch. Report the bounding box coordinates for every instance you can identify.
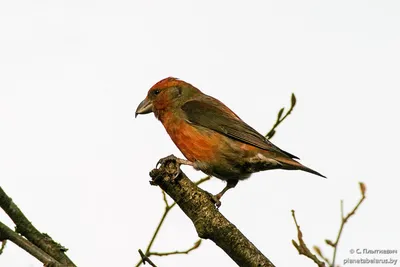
[0,240,6,255]
[292,182,367,267]
[266,93,296,140]
[138,249,158,267]
[149,240,201,256]
[291,210,326,267]
[0,221,63,267]
[331,182,366,267]
[135,176,210,267]
[0,187,76,266]
[149,156,275,267]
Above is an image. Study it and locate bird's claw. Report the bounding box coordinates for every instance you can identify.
[153,154,182,183]
[156,154,176,169]
[206,192,222,208]
[170,167,181,182]
[156,154,194,169]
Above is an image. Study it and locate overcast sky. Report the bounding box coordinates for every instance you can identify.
[1,1,399,267]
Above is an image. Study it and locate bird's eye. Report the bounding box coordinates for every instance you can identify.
[153,89,161,95]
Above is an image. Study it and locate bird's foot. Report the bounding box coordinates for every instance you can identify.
[209,180,238,207]
[156,154,194,169]
[206,192,222,208]
[152,154,193,184]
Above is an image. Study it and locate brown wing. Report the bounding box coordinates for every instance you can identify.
[181,98,299,159]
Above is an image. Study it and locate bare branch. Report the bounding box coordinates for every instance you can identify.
[313,246,331,266]
[292,182,367,267]
[149,240,202,257]
[138,249,158,267]
[0,240,6,255]
[135,176,210,267]
[291,210,326,267]
[137,197,171,267]
[161,191,170,208]
[194,176,211,186]
[0,221,62,266]
[0,187,76,266]
[148,156,275,267]
[331,182,366,267]
[266,93,297,140]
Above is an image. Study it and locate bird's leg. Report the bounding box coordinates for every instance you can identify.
[175,158,194,166]
[211,179,239,208]
[215,179,238,199]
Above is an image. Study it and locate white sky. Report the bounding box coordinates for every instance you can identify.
[1,1,399,266]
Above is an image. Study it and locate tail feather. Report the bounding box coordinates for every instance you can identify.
[276,157,326,178]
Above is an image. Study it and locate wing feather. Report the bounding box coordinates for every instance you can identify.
[181,98,299,159]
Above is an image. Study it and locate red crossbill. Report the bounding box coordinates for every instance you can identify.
[136,77,325,205]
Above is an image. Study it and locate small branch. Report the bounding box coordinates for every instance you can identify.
[0,221,62,266]
[194,176,211,186]
[149,240,202,257]
[162,191,169,207]
[142,199,171,260]
[313,246,331,266]
[0,239,6,255]
[331,182,366,267]
[138,249,158,267]
[266,93,296,140]
[291,210,326,267]
[0,187,75,266]
[292,182,367,267]
[135,176,210,267]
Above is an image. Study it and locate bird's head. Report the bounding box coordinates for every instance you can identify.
[135,77,201,118]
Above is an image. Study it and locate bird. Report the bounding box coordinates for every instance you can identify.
[136,77,325,205]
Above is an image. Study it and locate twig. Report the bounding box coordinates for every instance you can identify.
[138,249,158,267]
[135,176,210,267]
[266,93,296,139]
[0,187,75,266]
[313,245,332,266]
[0,240,6,255]
[292,182,367,267]
[139,198,171,264]
[149,240,202,256]
[331,182,366,267]
[194,176,211,186]
[162,191,169,207]
[291,210,326,267]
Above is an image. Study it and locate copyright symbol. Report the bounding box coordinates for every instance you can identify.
[350,249,355,254]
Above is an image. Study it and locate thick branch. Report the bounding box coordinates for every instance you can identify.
[0,187,75,266]
[0,221,63,267]
[149,156,275,267]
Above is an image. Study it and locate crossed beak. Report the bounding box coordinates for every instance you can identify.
[135,97,153,118]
